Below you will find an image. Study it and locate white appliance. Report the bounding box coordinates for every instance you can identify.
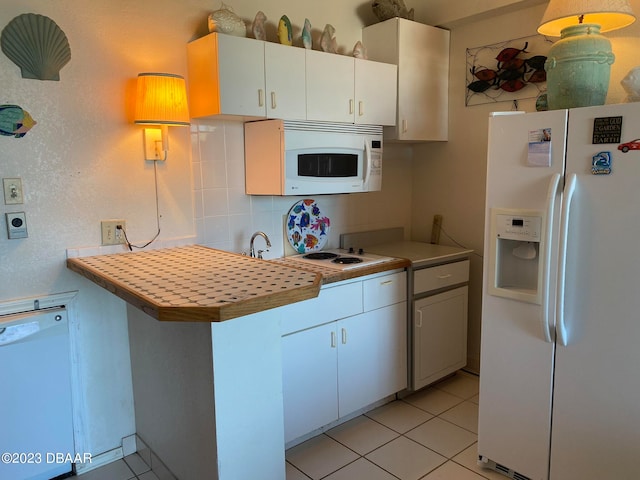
[244,119,383,195]
[0,306,75,480]
[478,103,640,480]
[285,248,394,271]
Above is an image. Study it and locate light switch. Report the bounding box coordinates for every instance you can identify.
[6,212,28,239]
[3,178,24,205]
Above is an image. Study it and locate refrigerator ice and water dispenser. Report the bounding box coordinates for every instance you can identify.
[488,209,544,304]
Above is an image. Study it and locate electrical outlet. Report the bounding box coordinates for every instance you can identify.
[101,220,126,245]
[6,212,28,239]
[3,178,23,205]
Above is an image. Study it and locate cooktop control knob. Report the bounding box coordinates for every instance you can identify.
[348,247,354,254]
[358,248,364,255]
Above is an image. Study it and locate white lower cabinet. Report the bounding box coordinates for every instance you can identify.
[282,271,407,443]
[413,286,468,390]
[282,322,338,442]
[338,302,407,415]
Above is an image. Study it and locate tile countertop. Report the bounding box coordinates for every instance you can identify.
[67,245,322,322]
[66,245,409,322]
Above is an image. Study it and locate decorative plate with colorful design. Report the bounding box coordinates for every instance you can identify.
[286,199,331,253]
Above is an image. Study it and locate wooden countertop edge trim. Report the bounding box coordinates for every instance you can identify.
[156,283,321,322]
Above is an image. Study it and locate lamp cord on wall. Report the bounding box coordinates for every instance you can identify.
[435,223,484,260]
[119,161,161,251]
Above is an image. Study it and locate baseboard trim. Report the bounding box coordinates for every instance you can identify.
[74,446,123,475]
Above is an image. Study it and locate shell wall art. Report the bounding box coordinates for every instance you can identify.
[1,13,71,81]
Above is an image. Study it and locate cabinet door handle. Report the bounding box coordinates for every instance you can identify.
[380,280,393,286]
[359,101,364,117]
[416,310,423,328]
[271,91,276,109]
[349,99,354,115]
[331,331,336,348]
[341,328,347,345]
[258,89,264,107]
[402,119,408,133]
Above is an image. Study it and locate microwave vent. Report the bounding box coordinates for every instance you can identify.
[282,120,382,136]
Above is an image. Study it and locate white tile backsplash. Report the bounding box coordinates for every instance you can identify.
[202,188,229,217]
[201,157,227,189]
[191,119,414,256]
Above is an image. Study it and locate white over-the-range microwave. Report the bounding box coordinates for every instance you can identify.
[244,119,383,195]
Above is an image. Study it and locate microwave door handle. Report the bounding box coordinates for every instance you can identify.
[363,139,371,186]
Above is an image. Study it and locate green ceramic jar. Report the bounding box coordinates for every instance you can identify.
[545,24,614,110]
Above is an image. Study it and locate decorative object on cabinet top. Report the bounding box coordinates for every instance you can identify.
[208,3,246,37]
[1,13,71,81]
[353,40,367,59]
[278,15,293,45]
[287,199,331,253]
[0,105,37,138]
[371,0,414,22]
[320,24,337,53]
[302,18,313,49]
[251,11,267,41]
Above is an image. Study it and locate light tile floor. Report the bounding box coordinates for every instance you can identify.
[76,452,158,480]
[286,371,507,480]
[79,371,504,480]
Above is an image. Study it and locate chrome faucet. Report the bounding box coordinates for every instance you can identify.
[249,231,272,259]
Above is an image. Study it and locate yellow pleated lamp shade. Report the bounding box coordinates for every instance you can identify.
[134,73,190,126]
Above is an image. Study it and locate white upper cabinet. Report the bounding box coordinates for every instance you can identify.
[305,49,355,124]
[355,58,397,126]
[187,33,265,119]
[264,42,306,120]
[363,18,450,141]
[187,32,396,125]
[306,50,397,125]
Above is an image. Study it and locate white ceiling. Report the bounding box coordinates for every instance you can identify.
[420,0,548,27]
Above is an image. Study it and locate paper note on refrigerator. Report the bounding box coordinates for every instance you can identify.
[527,128,552,167]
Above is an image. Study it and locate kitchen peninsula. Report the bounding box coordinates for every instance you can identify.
[67,245,409,480]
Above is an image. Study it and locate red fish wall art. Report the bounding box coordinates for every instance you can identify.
[466,34,554,107]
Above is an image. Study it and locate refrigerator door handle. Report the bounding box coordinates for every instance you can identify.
[541,173,561,343]
[556,173,577,346]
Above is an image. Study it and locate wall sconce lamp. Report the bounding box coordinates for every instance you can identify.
[134,72,190,161]
[538,0,636,110]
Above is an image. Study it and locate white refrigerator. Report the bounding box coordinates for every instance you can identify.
[478,103,640,480]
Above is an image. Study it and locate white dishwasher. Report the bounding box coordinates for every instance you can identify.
[0,306,75,480]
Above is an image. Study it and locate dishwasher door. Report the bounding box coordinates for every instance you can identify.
[0,307,75,480]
